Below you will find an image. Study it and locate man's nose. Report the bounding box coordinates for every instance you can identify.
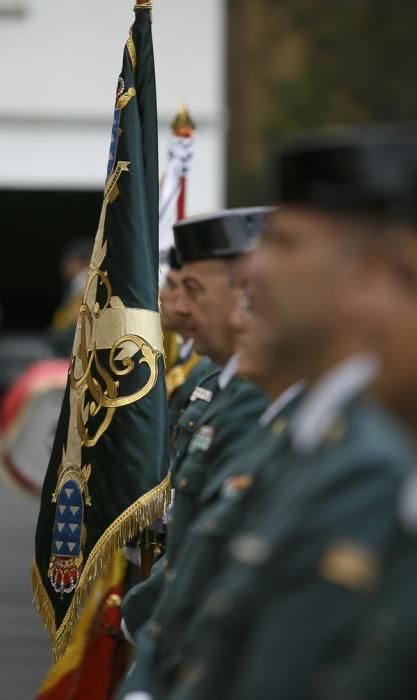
[173,288,190,317]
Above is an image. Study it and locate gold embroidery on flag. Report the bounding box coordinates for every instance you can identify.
[127,29,137,72]
[104,160,130,203]
[116,86,136,111]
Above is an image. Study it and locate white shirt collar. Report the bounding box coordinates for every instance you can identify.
[179,338,194,361]
[259,382,305,426]
[290,352,381,454]
[218,354,240,391]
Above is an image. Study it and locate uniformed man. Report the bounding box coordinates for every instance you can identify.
[123,245,218,573]
[156,128,417,700]
[160,245,214,435]
[118,208,270,695]
[311,136,417,700]
[49,237,93,357]
[121,342,303,700]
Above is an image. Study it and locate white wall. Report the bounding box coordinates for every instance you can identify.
[0,0,226,213]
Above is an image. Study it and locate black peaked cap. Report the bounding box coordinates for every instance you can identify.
[167,246,181,270]
[276,126,417,225]
[174,207,274,264]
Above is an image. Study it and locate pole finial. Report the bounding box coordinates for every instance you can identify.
[134,1,153,13]
[171,104,196,137]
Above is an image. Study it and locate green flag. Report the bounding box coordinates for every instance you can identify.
[32,3,170,661]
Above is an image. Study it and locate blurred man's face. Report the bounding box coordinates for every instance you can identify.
[229,256,266,383]
[248,208,366,382]
[233,208,417,425]
[370,228,417,426]
[160,269,191,336]
[180,258,245,365]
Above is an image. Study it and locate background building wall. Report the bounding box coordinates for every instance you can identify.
[0,0,226,213]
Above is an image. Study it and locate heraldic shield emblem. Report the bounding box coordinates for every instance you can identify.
[49,464,91,594]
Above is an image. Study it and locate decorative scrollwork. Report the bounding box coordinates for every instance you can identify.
[69,265,161,449]
[105,335,160,408]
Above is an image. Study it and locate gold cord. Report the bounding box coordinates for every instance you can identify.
[134,1,153,11]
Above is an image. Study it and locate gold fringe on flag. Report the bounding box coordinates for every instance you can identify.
[32,471,171,661]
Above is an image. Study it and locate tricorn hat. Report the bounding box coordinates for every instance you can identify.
[275,126,417,225]
[174,207,274,264]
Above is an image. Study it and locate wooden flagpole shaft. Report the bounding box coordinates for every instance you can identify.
[140,528,155,581]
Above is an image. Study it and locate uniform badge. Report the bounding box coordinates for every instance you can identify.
[221,474,254,499]
[189,387,213,403]
[318,540,380,592]
[188,425,215,454]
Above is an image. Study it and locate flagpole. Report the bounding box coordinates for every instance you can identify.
[140,528,157,581]
[134,0,153,9]
[140,105,196,581]
[171,105,196,221]
[135,0,155,582]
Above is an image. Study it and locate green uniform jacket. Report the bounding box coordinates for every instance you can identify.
[167,374,268,563]
[168,356,214,438]
[162,399,417,700]
[119,374,267,698]
[149,390,303,698]
[121,362,220,640]
[170,363,221,477]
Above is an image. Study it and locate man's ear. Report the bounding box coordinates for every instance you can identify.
[340,254,400,334]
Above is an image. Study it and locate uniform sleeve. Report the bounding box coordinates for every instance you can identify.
[121,555,165,641]
[117,620,158,699]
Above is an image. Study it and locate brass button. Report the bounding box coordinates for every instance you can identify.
[205,518,217,532]
[272,417,287,435]
[177,661,206,686]
[179,477,188,490]
[323,416,347,444]
[205,590,234,616]
[165,568,176,583]
[149,621,162,638]
[230,534,271,567]
[187,420,194,429]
